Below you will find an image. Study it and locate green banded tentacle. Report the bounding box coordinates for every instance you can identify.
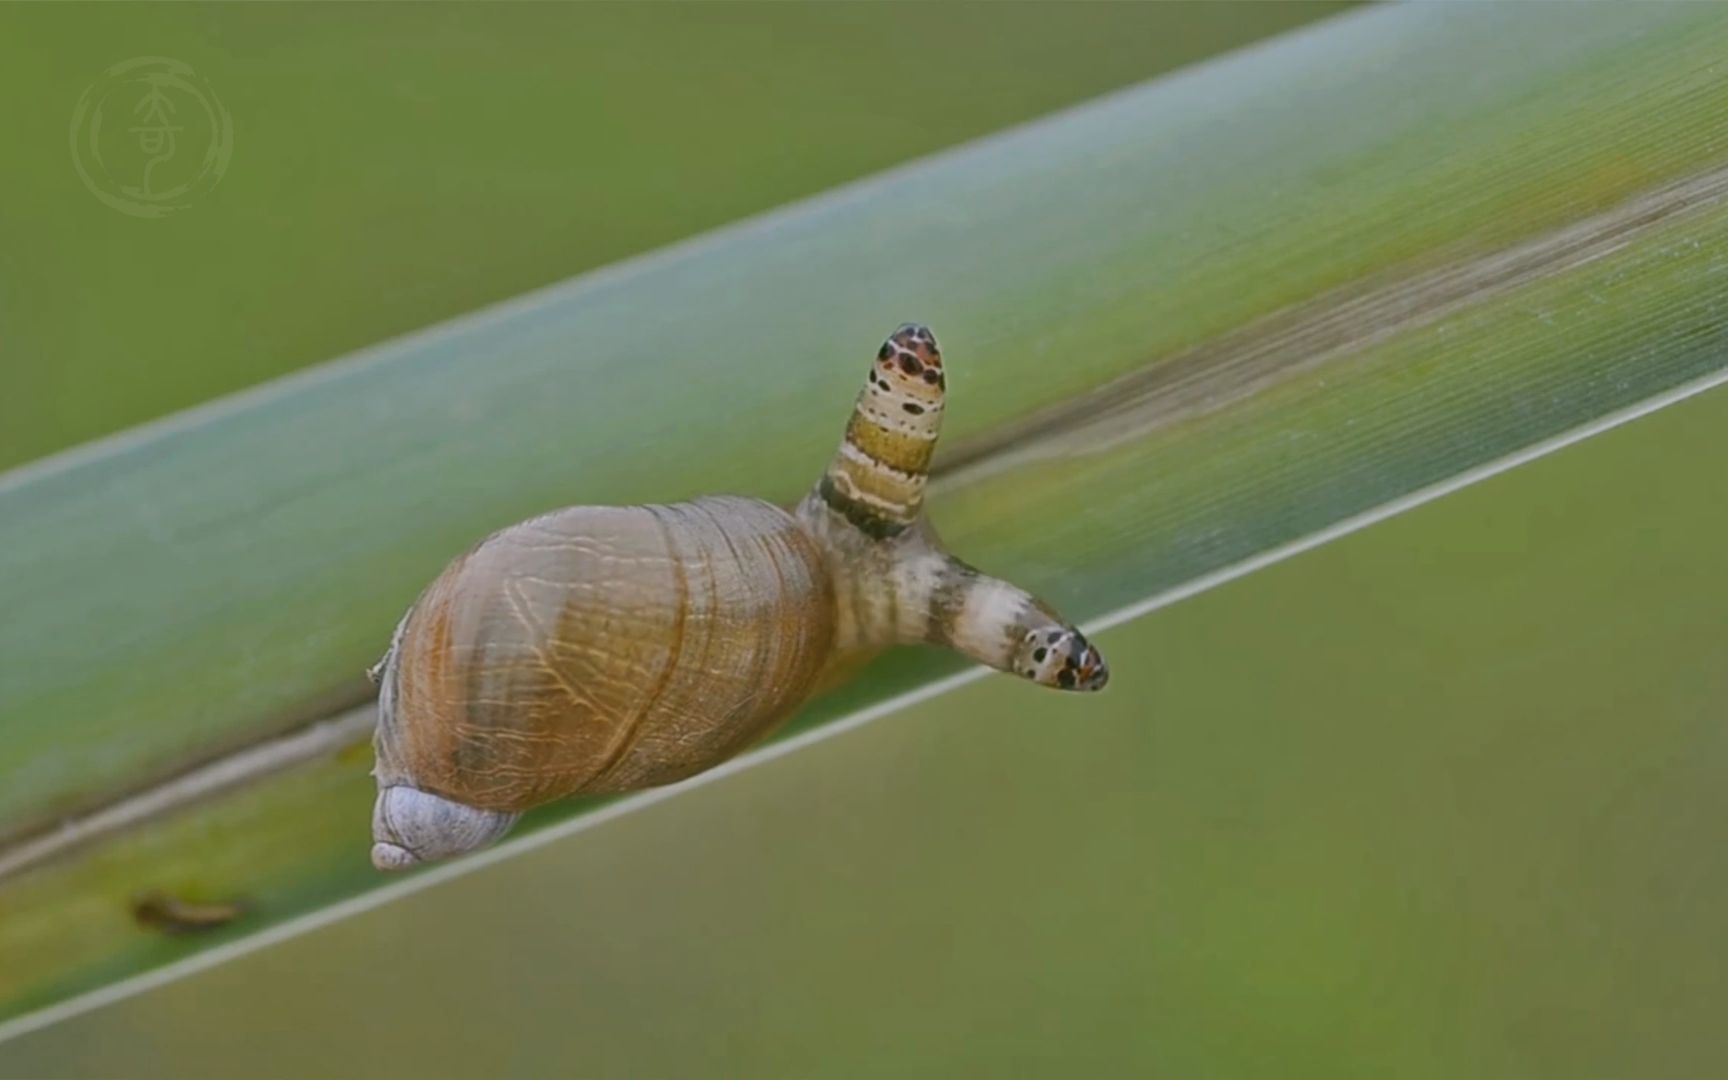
[817,323,945,538]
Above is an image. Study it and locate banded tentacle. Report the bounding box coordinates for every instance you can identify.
[925,558,1108,690]
[817,322,946,539]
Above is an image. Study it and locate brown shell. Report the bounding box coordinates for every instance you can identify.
[379,495,836,811]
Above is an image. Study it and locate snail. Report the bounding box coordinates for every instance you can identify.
[370,323,1107,871]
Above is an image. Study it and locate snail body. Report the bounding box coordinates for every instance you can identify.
[372,324,1107,870]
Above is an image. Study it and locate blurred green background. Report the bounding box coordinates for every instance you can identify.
[0,2,1347,472]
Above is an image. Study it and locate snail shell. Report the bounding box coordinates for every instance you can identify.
[378,497,835,806]
[372,324,1106,870]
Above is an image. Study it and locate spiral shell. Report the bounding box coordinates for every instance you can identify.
[375,494,835,816]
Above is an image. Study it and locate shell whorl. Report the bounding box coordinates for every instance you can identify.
[371,786,518,870]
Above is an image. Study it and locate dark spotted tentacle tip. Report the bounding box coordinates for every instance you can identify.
[1070,639,1109,692]
[1022,627,1109,692]
[888,323,941,367]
